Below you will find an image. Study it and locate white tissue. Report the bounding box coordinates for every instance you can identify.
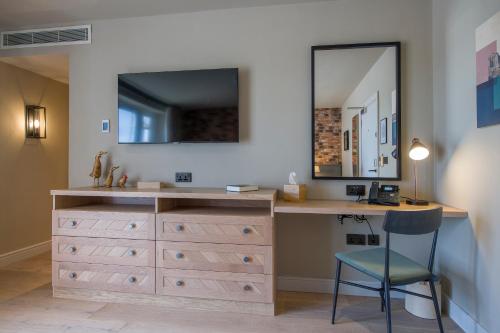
[289,172,297,185]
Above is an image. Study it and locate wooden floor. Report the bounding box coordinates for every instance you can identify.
[0,253,463,333]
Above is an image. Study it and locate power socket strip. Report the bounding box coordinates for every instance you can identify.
[175,172,192,183]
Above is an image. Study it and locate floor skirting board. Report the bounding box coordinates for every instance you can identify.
[0,240,51,267]
[444,295,488,333]
[277,276,403,299]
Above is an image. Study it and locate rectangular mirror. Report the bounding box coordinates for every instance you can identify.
[312,42,401,180]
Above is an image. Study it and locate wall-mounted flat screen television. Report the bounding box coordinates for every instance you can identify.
[118,68,239,143]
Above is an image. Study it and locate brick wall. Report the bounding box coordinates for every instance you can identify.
[314,108,342,166]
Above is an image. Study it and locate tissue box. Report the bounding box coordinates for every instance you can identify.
[283,184,307,202]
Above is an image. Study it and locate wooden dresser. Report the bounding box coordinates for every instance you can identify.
[50,187,277,315]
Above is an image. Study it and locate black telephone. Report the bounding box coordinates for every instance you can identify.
[368,182,400,206]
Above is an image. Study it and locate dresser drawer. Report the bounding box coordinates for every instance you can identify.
[52,236,155,267]
[156,241,272,274]
[53,210,155,240]
[156,268,273,303]
[156,213,272,245]
[52,262,155,294]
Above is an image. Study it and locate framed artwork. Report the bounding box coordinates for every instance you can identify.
[380,117,387,144]
[476,11,500,128]
[343,130,349,151]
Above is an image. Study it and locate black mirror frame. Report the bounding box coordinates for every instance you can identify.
[311,41,402,181]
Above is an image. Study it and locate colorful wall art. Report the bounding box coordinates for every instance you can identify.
[476,11,500,128]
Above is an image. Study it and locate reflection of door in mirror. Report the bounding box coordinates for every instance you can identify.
[360,93,379,177]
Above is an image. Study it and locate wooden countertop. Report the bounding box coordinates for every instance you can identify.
[274,199,468,218]
[51,187,278,201]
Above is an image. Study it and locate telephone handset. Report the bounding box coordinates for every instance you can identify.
[368,182,400,206]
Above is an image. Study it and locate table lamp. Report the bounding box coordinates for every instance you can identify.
[406,138,429,206]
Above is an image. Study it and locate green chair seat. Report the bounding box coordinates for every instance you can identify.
[336,248,432,285]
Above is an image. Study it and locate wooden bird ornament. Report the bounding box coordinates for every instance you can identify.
[104,166,120,188]
[118,175,128,188]
[89,151,107,187]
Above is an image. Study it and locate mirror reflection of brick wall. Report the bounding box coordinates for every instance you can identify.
[182,108,238,142]
[315,108,342,166]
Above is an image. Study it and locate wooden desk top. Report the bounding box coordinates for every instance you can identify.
[274,199,468,218]
[50,187,278,201]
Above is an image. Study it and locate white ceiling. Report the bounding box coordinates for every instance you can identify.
[314,47,386,108]
[0,54,68,84]
[0,0,332,31]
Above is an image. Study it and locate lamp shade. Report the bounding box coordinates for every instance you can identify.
[408,138,429,161]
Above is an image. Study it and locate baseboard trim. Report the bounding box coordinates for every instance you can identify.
[0,240,51,267]
[277,276,403,298]
[445,295,488,333]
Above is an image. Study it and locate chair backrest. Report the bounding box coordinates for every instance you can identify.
[382,207,443,275]
[383,208,443,235]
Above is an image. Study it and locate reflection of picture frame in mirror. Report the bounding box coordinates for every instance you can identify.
[343,130,349,151]
[380,117,387,144]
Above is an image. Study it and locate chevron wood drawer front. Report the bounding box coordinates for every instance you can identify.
[156,241,272,274]
[156,268,273,303]
[53,210,155,240]
[53,262,155,294]
[156,213,272,245]
[52,236,155,267]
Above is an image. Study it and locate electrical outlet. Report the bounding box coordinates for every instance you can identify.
[367,234,380,246]
[175,172,192,183]
[346,185,366,196]
[346,234,366,245]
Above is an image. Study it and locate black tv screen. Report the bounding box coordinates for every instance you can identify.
[118,68,239,143]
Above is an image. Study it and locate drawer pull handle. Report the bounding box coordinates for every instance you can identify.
[128,249,137,256]
[175,224,184,232]
[69,272,77,279]
[176,252,184,259]
[242,227,252,235]
[128,276,137,283]
[128,223,137,230]
[69,246,77,254]
[243,256,251,263]
[243,284,252,291]
[176,280,184,287]
[70,220,77,227]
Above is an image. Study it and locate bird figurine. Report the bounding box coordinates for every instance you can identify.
[89,151,107,187]
[104,166,120,188]
[118,174,128,188]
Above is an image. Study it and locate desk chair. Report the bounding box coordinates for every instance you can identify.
[331,208,444,333]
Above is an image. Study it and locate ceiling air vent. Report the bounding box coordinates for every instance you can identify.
[1,25,91,49]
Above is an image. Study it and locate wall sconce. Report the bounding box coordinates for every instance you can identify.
[25,105,46,139]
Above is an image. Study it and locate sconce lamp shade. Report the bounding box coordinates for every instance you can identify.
[25,105,46,139]
[408,138,429,161]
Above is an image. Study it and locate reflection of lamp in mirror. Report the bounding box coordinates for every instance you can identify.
[25,105,46,139]
[406,138,429,205]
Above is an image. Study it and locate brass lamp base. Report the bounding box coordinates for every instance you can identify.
[406,198,429,206]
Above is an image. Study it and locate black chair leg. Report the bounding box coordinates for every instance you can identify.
[379,282,385,312]
[331,259,342,324]
[429,280,444,333]
[384,280,392,333]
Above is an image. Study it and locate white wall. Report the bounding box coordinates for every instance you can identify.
[433,0,500,332]
[0,0,434,284]
[341,47,397,178]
